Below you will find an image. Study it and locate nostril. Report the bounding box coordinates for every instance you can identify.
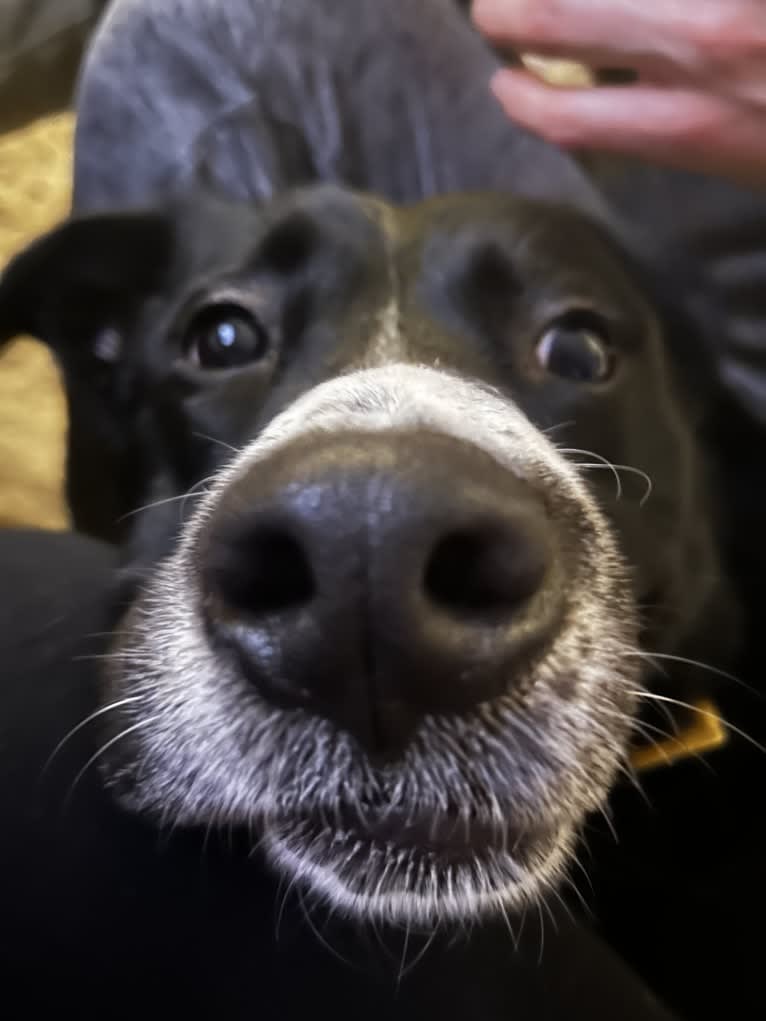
[423,526,548,618]
[207,526,315,616]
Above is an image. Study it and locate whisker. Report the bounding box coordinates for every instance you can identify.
[535,897,546,966]
[627,716,676,745]
[625,650,758,698]
[626,690,766,756]
[397,919,440,981]
[612,758,652,804]
[396,919,412,990]
[549,885,575,928]
[542,420,575,436]
[119,466,225,524]
[562,874,594,920]
[584,464,652,506]
[156,799,186,853]
[630,718,715,773]
[560,448,654,505]
[597,803,619,845]
[201,812,220,864]
[275,868,303,945]
[72,651,150,664]
[43,696,145,774]
[65,715,161,806]
[496,896,520,954]
[559,447,622,500]
[246,829,269,861]
[619,689,679,735]
[296,885,352,969]
[627,736,674,771]
[118,486,208,522]
[191,431,242,455]
[570,851,595,899]
[542,895,560,935]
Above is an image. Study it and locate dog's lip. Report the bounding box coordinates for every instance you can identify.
[273,805,555,863]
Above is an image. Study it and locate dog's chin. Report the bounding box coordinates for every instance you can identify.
[261,808,571,926]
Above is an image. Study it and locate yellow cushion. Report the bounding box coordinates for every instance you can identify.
[0,113,72,531]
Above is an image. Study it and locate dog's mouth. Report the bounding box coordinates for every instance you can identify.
[261,797,570,923]
[268,803,558,868]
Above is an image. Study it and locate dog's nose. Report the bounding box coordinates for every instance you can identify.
[201,432,560,754]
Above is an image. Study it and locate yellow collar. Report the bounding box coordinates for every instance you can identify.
[629,699,727,773]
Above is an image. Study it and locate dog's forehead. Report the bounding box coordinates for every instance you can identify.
[311,188,611,260]
[301,190,643,317]
[176,186,624,292]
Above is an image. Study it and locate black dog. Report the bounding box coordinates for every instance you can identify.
[1,182,756,1017]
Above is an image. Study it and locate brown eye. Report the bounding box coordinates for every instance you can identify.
[535,316,614,383]
[184,304,268,370]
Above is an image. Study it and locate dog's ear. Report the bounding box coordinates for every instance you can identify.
[0,211,174,543]
[0,211,173,358]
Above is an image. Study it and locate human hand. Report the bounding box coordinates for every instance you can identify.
[472,0,766,186]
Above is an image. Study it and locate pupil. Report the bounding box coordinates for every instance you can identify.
[548,330,604,381]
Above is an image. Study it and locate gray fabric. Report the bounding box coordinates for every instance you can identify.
[72,0,608,217]
[0,0,107,130]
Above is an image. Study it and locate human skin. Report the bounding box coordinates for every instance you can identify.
[472,0,766,187]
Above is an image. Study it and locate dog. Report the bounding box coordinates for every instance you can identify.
[0,0,764,1010]
[0,179,743,977]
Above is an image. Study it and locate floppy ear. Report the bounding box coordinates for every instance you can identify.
[0,211,174,542]
[0,211,172,355]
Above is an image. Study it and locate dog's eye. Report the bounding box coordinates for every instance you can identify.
[534,316,614,383]
[183,304,268,370]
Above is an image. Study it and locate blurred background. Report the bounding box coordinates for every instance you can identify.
[0,114,71,531]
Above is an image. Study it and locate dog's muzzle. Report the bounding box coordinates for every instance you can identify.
[102,366,640,924]
[200,429,561,755]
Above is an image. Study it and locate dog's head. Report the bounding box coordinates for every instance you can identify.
[0,185,735,925]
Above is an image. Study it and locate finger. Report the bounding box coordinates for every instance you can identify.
[490,69,725,150]
[490,68,766,187]
[472,0,721,78]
